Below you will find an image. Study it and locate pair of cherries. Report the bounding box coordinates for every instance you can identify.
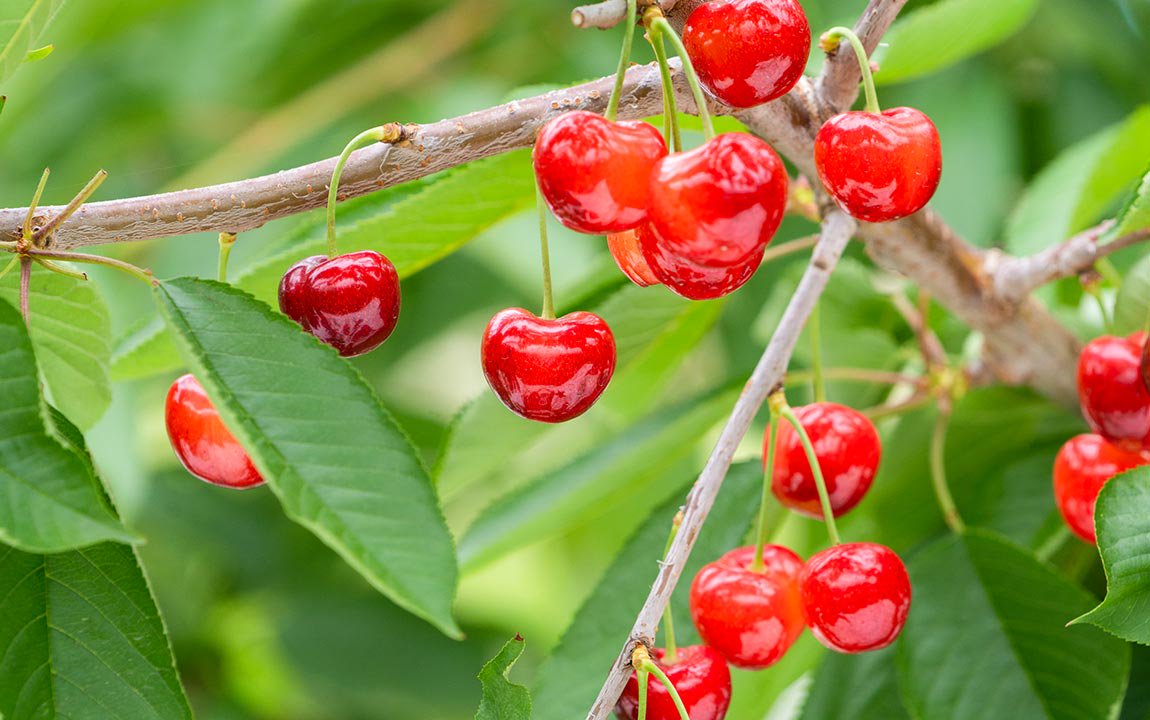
[1054,333,1150,542]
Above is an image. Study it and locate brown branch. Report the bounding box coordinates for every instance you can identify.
[572,0,679,29]
[815,0,909,112]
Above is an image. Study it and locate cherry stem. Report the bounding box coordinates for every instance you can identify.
[27,249,155,286]
[0,255,19,282]
[648,26,682,152]
[1083,283,1112,333]
[32,257,88,281]
[218,232,237,283]
[659,511,684,664]
[605,0,638,121]
[752,402,782,572]
[776,393,842,544]
[327,125,400,258]
[23,169,50,244]
[648,14,714,140]
[810,302,826,403]
[638,658,691,720]
[824,26,880,114]
[637,665,649,720]
[535,180,556,320]
[19,258,31,326]
[34,170,108,244]
[929,407,966,533]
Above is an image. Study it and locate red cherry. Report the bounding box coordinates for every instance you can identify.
[1054,434,1148,543]
[533,111,667,234]
[607,227,660,287]
[1078,333,1150,452]
[278,250,401,358]
[689,545,805,669]
[641,228,765,301]
[683,0,811,108]
[481,308,616,423]
[165,374,263,490]
[615,645,732,720]
[814,107,942,223]
[768,402,881,519]
[800,542,911,653]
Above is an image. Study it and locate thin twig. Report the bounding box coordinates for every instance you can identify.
[571,0,678,29]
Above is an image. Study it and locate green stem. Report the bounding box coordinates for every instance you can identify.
[1097,257,1122,288]
[218,232,237,283]
[649,16,714,139]
[34,170,107,244]
[930,408,966,533]
[825,26,880,114]
[660,514,683,663]
[779,399,841,544]
[752,403,782,571]
[32,257,88,281]
[810,302,826,403]
[605,0,638,121]
[327,126,394,257]
[637,666,649,720]
[23,168,50,243]
[0,255,19,282]
[648,24,682,152]
[863,393,933,421]
[640,660,691,720]
[536,180,556,320]
[28,249,154,286]
[1088,287,1112,333]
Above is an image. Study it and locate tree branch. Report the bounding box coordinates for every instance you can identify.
[571,0,679,29]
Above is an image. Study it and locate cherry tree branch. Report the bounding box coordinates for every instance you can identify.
[571,0,679,29]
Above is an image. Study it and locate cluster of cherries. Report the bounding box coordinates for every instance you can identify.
[1054,332,1150,543]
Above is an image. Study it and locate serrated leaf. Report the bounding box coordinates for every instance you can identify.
[110,316,180,382]
[0,0,65,86]
[0,298,132,552]
[898,530,1130,720]
[531,462,762,720]
[798,648,910,720]
[475,635,531,720]
[1110,166,1150,239]
[0,264,112,429]
[154,277,461,638]
[0,541,192,719]
[875,0,1039,85]
[1074,467,1150,643]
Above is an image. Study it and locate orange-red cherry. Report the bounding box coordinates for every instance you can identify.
[616,645,732,720]
[683,0,811,108]
[768,402,881,519]
[1078,333,1150,452]
[1054,434,1148,543]
[533,111,667,235]
[689,545,805,669]
[165,374,263,490]
[814,107,942,223]
[800,542,911,654]
[607,227,660,287]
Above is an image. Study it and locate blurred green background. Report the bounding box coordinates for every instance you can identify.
[1,0,1147,718]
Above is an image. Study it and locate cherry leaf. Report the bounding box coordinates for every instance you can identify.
[475,635,531,720]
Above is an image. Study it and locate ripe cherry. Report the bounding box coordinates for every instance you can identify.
[683,0,811,108]
[689,545,805,669]
[533,111,667,235]
[1054,434,1148,543]
[1078,333,1150,452]
[801,542,911,653]
[814,107,942,223]
[616,645,732,720]
[481,308,616,423]
[278,250,401,358]
[607,227,659,287]
[165,374,263,490]
[768,402,881,519]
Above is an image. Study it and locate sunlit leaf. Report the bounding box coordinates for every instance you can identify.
[475,635,531,720]
[0,0,64,86]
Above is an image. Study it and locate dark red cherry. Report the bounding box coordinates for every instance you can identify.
[165,374,263,490]
[814,107,942,223]
[801,542,911,653]
[1054,434,1148,543]
[768,402,881,519]
[278,250,401,358]
[533,111,668,234]
[689,545,805,669]
[683,0,811,108]
[1078,333,1150,452]
[481,308,616,423]
[616,645,732,720]
[607,227,660,287]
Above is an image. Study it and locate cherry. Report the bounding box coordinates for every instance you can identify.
[800,542,910,653]
[278,250,401,358]
[689,545,805,669]
[616,645,732,720]
[682,0,811,109]
[768,402,881,519]
[1077,333,1150,452]
[814,107,942,223]
[481,308,616,423]
[533,111,667,235]
[607,227,659,287]
[641,231,764,301]
[1054,434,1148,543]
[165,374,263,490]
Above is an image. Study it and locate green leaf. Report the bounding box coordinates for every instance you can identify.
[531,461,763,720]
[0,541,192,719]
[154,277,461,638]
[475,635,531,720]
[1074,467,1150,643]
[0,298,132,552]
[0,0,65,86]
[875,0,1039,85]
[898,530,1130,720]
[1110,166,1150,239]
[1115,254,1150,333]
[0,264,112,429]
[798,648,910,720]
[110,316,181,382]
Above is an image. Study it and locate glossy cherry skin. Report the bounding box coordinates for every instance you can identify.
[616,645,732,720]
[814,107,942,223]
[801,542,911,654]
[534,111,668,234]
[278,250,401,358]
[481,308,616,423]
[165,374,263,490]
[683,0,811,108]
[1078,333,1150,452]
[689,545,805,669]
[1054,434,1148,543]
[768,402,881,519]
[641,227,765,301]
[607,227,660,287]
